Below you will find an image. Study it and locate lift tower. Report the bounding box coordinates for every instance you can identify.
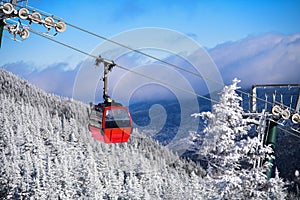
[248,84,300,179]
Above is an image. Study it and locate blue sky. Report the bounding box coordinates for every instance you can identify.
[38,0,300,44]
[1,0,300,101]
[1,0,300,67]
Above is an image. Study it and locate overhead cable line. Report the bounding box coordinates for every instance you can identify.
[29,28,219,104]
[29,22,298,112]
[21,28,300,140]
[60,21,297,112]
[115,64,219,104]
[277,126,300,140]
[30,29,300,139]
[18,5,298,112]
[63,22,221,86]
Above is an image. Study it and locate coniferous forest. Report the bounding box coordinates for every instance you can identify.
[0,69,294,199]
[0,69,205,199]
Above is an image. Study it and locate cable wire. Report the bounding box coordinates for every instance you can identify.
[4,2,300,143]
[29,28,219,104]
[16,4,300,112]
[21,27,300,140]
[24,5,223,87]
[62,21,299,112]
[115,64,219,104]
[27,23,300,111]
[29,29,300,140]
[64,22,222,86]
[3,1,299,142]
[277,126,300,140]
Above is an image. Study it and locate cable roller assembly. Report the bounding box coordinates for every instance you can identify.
[281,109,291,120]
[271,105,282,117]
[18,8,29,20]
[292,113,300,124]
[55,21,66,32]
[2,2,14,15]
[43,16,54,29]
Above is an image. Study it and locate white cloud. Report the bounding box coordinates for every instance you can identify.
[209,33,300,86]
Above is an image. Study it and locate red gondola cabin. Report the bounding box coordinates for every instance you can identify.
[89,104,132,143]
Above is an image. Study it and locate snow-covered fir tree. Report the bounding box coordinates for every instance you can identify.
[193,78,287,199]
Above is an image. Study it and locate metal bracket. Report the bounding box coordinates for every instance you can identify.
[94,55,116,104]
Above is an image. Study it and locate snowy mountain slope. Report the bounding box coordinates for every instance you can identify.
[0,69,205,199]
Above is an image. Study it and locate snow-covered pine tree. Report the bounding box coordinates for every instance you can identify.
[193,78,286,199]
